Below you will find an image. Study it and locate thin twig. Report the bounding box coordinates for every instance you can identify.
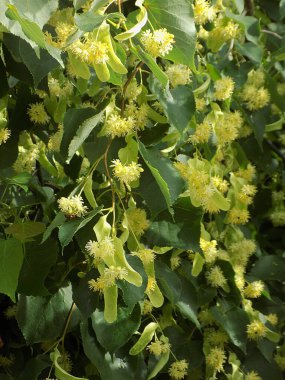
[261,29,282,40]
[121,62,143,115]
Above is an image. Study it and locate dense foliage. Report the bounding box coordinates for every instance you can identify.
[0,0,285,379]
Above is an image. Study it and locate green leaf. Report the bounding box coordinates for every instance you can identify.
[16,285,79,344]
[72,269,99,318]
[42,212,66,243]
[75,12,106,31]
[58,207,102,248]
[192,252,204,277]
[18,39,59,86]
[138,141,184,211]
[6,221,45,241]
[6,5,46,48]
[210,303,249,353]
[81,320,148,380]
[0,239,23,302]
[175,277,200,329]
[146,197,202,251]
[51,348,88,380]
[91,304,141,352]
[9,0,58,29]
[235,41,263,63]
[132,46,168,87]
[67,109,105,162]
[19,356,50,380]
[250,256,285,281]
[149,77,195,134]
[145,0,196,68]
[17,238,58,296]
[61,107,99,161]
[155,261,182,304]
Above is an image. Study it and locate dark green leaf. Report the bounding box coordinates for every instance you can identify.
[6,221,45,241]
[58,207,102,247]
[175,277,200,328]
[61,108,99,161]
[146,197,202,250]
[211,302,249,353]
[17,238,58,296]
[155,261,182,304]
[16,285,79,344]
[149,77,195,134]
[91,304,141,352]
[0,239,23,301]
[250,256,285,281]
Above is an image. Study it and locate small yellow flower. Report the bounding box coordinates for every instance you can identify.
[200,238,218,263]
[266,313,278,326]
[168,359,189,379]
[147,338,171,356]
[189,120,212,144]
[85,237,115,260]
[0,128,11,145]
[244,281,264,298]
[126,208,150,236]
[105,112,135,138]
[275,353,285,371]
[58,195,88,217]
[132,248,155,264]
[214,76,235,101]
[165,64,191,88]
[228,208,250,224]
[141,28,175,58]
[247,320,267,341]
[206,265,227,288]
[206,346,226,372]
[193,0,216,25]
[245,370,262,380]
[28,103,50,125]
[142,299,153,315]
[111,159,143,186]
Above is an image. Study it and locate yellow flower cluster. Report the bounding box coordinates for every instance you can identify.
[58,195,88,217]
[204,328,229,347]
[105,112,135,138]
[244,281,264,298]
[126,208,150,236]
[275,353,285,371]
[245,371,262,380]
[13,133,40,173]
[228,238,256,268]
[228,208,250,225]
[189,119,212,145]
[165,64,191,88]
[88,266,128,292]
[241,69,270,110]
[266,313,278,326]
[28,103,50,125]
[214,76,235,101]
[200,238,218,263]
[147,338,171,356]
[141,29,175,58]
[168,359,189,380]
[215,111,243,146]
[132,248,155,264]
[125,103,149,131]
[193,0,216,25]
[206,346,226,372]
[48,125,64,152]
[206,265,227,288]
[112,159,143,186]
[246,320,267,340]
[125,78,142,100]
[0,128,11,145]
[69,38,109,65]
[85,237,115,261]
